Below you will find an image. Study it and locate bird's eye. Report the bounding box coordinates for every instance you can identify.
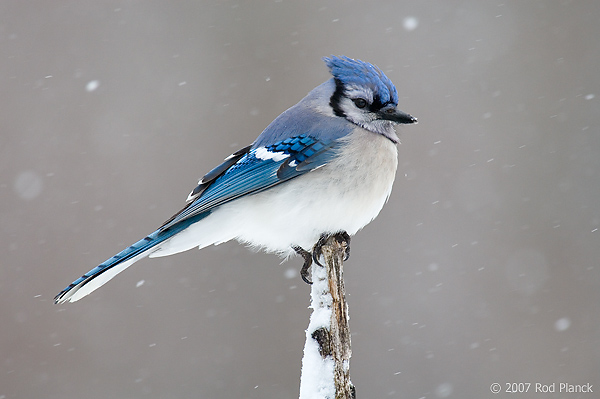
[352,98,367,109]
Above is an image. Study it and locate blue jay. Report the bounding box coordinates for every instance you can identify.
[54,56,416,304]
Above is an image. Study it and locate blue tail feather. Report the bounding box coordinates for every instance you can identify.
[54,213,209,304]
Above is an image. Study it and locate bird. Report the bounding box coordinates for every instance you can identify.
[54,56,417,304]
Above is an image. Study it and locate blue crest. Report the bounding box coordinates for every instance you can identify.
[324,56,399,106]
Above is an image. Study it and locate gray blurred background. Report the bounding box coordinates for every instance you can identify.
[2,1,599,398]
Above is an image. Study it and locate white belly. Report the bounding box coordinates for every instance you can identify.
[150,129,398,258]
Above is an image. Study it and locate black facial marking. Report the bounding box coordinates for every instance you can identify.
[329,79,346,117]
[368,96,387,113]
[330,79,395,121]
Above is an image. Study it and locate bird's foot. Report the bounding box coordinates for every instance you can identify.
[293,245,313,284]
[312,231,351,267]
[294,232,351,285]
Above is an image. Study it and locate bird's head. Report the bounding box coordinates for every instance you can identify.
[324,56,417,142]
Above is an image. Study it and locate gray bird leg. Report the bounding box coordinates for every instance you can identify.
[293,245,314,284]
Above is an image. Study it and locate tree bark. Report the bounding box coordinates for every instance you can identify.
[299,236,355,399]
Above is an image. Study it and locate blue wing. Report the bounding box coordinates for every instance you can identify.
[161,104,356,230]
[159,134,340,231]
[54,134,339,303]
[55,118,352,303]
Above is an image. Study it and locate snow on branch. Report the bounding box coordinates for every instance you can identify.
[299,236,355,399]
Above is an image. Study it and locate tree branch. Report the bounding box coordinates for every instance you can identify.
[299,235,355,399]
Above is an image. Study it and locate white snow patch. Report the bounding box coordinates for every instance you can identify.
[435,382,453,398]
[403,16,419,31]
[255,147,289,162]
[85,80,100,92]
[585,93,595,100]
[136,280,145,288]
[284,267,296,279]
[14,171,43,200]
[299,262,335,399]
[554,317,571,332]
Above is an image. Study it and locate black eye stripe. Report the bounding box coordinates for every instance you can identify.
[368,98,390,112]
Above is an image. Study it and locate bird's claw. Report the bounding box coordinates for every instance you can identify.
[293,246,313,284]
[294,232,351,285]
[311,234,329,267]
[312,232,351,266]
[337,231,351,261]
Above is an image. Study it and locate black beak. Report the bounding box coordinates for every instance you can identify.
[378,106,418,124]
